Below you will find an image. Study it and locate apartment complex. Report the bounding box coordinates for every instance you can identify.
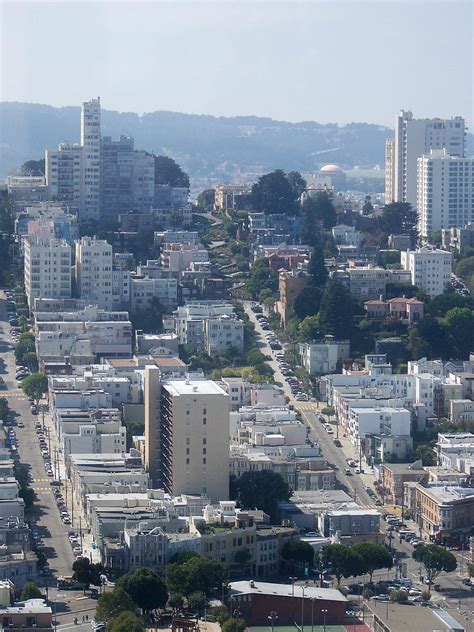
[386,110,465,206]
[414,484,474,542]
[75,237,113,309]
[417,149,474,238]
[101,136,155,216]
[24,237,72,308]
[400,247,452,297]
[145,369,230,501]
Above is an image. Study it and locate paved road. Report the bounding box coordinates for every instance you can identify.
[243,302,374,508]
[0,291,74,578]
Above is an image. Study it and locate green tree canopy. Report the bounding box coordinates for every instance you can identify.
[196,189,216,212]
[293,284,322,320]
[234,548,252,572]
[444,307,474,358]
[168,550,202,565]
[298,315,321,342]
[428,292,473,317]
[245,258,279,299]
[72,558,105,589]
[154,155,190,188]
[20,581,42,601]
[187,591,207,614]
[20,373,48,404]
[117,567,168,613]
[287,171,307,198]
[18,158,45,176]
[353,542,393,582]
[251,170,300,215]
[165,555,225,597]
[230,470,291,522]
[106,611,145,632]
[412,544,457,592]
[382,202,418,240]
[308,247,328,288]
[455,256,474,280]
[222,619,246,632]
[96,588,137,624]
[318,278,353,339]
[319,544,365,585]
[15,335,36,364]
[282,539,315,572]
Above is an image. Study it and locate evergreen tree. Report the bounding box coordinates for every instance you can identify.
[308,248,328,287]
[251,170,300,215]
[318,278,353,339]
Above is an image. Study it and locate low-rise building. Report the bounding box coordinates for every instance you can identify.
[227,581,347,627]
[379,461,427,506]
[364,296,424,324]
[319,508,381,543]
[414,484,474,543]
[299,339,350,375]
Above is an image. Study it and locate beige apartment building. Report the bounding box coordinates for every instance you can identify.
[414,484,474,543]
[145,368,230,502]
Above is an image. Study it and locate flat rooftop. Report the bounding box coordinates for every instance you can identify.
[369,601,464,632]
[163,379,227,397]
[228,581,347,603]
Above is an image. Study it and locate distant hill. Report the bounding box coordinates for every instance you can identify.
[1,102,472,183]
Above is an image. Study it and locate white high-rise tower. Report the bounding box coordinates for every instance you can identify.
[81,97,101,220]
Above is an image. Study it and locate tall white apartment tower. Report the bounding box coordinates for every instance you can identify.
[417,150,474,238]
[24,237,72,309]
[75,237,113,309]
[384,139,395,204]
[81,97,101,220]
[388,110,466,207]
[144,369,230,502]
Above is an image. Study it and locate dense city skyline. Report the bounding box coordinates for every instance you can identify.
[1,1,472,126]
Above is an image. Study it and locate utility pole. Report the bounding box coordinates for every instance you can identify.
[79,515,83,552]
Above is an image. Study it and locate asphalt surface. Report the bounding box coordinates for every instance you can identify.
[0,290,98,626]
[243,302,374,508]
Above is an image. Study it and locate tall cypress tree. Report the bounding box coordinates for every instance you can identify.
[318,278,353,339]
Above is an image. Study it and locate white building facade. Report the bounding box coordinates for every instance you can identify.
[75,237,113,309]
[400,247,452,297]
[417,150,474,238]
[24,237,72,308]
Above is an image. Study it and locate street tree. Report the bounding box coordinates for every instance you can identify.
[308,247,328,288]
[281,539,315,573]
[298,315,320,342]
[234,548,253,575]
[106,611,145,632]
[117,567,168,613]
[287,171,307,198]
[412,544,457,593]
[95,588,137,624]
[187,591,207,614]
[20,581,42,600]
[319,544,365,586]
[353,542,393,583]
[20,373,48,405]
[165,555,225,597]
[72,558,105,589]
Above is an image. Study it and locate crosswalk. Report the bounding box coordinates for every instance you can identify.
[32,478,53,483]
[296,404,319,412]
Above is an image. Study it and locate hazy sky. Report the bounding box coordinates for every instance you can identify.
[1,0,472,127]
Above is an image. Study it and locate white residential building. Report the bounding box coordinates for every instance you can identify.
[81,97,101,220]
[174,301,241,351]
[348,406,411,448]
[144,368,230,501]
[400,247,452,297]
[55,408,126,459]
[299,340,350,375]
[160,242,209,272]
[75,237,113,309]
[45,143,83,210]
[24,237,72,308]
[130,276,178,313]
[388,110,465,206]
[417,150,474,238]
[203,315,244,355]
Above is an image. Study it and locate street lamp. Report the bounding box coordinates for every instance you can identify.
[310,598,316,632]
[233,607,241,632]
[268,610,278,632]
[300,583,308,632]
[289,576,297,597]
[321,608,328,632]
